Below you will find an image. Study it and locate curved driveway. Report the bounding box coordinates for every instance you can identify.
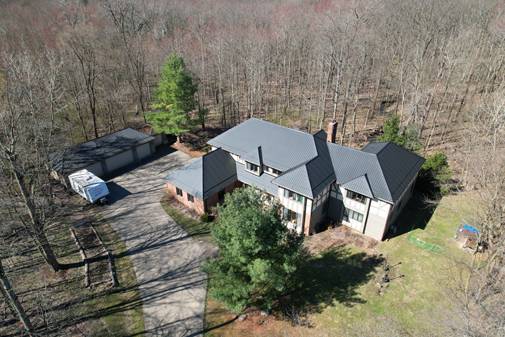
[100,150,208,337]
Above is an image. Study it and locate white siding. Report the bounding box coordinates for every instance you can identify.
[278,187,305,213]
[339,186,393,240]
[340,186,367,232]
[278,187,306,234]
[364,199,391,240]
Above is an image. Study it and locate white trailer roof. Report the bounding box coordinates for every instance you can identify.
[68,169,105,186]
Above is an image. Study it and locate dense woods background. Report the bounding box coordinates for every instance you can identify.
[1,0,505,336]
[1,0,503,154]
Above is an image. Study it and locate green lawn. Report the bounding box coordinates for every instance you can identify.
[204,192,477,337]
[161,197,213,242]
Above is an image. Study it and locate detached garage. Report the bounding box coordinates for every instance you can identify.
[50,128,155,185]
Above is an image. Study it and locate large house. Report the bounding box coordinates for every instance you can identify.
[165,118,424,241]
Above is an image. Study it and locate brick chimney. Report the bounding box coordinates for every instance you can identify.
[327,120,338,143]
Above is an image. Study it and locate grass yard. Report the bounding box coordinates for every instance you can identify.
[204,192,477,337]
[161,196,213,242]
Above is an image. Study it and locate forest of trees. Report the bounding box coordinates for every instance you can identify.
[0,0,503,150]
[1,0,504,336]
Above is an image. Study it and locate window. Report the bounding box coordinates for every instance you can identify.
[284,189,304,203]
[176,187,183,196]
[246,162,260,174]
[343,208,364,223]
[346,190,367,204]
[264,166,282,176]
[187,193,194,202]
[283,208,298,224]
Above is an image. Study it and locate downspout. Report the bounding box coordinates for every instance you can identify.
[302,196,308,235]
[361,197,373,235]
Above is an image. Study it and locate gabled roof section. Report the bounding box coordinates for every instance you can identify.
[342,175,374,199]
[165,148,237,199]
[327,143,392,201]
[208,118,317,171]
[242,146,263,166]
[272,135,335,198]
[362,142,425,201]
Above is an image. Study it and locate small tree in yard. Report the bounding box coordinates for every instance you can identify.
[378,116,420,151]
[150,54,197,141]
[420,152,452,194]
[205,187,305,314]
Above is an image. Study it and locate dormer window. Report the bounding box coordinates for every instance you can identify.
[246,162,260,175]
[346,190,367,204]
[264,166,282,176]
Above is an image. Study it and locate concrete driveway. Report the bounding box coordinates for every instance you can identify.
[100,150,208,337]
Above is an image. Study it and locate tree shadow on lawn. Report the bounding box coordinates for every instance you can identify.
[282,245,384,316]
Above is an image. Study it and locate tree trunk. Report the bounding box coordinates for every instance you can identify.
[7,156,61,271]
[0,259,34,336]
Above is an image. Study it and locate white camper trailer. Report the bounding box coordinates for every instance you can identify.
[68,169,110,204]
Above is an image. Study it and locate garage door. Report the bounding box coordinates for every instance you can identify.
[105,150,134,173]
[136,143,152,161]
[85,162,104,177]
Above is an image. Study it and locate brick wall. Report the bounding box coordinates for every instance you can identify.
[166,180,242,215]
[166,182,205,215]
[204,181,242,213]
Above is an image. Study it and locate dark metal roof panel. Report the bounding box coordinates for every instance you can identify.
[273,135,336,198]
[51,128,154,175]
[364,142,425,201]
[327,143,393,202]
[165,148,237,199]
[202,148,237,198]
[342,175,374,199]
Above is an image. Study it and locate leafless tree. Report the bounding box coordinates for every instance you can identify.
[0,50,64,272]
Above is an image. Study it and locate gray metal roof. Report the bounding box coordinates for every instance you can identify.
[208,118,317,171]
[165,148,237,199]
[342,175,374,199]
[362,142,425,201]
[272,135,335,198]
[209,118,424,203]
[50,128,154,175]
[241,146,263,166]
[236,162,278,195]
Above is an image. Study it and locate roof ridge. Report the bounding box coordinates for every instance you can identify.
[272,158,311,181]
[327,141,378,157]
[374,142,394,155]
[248,117,314,137]
[71,127,141,147]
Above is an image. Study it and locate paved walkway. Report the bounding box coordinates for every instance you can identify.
[100,150,209,337]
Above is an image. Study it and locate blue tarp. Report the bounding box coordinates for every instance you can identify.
[462,224,480,234]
